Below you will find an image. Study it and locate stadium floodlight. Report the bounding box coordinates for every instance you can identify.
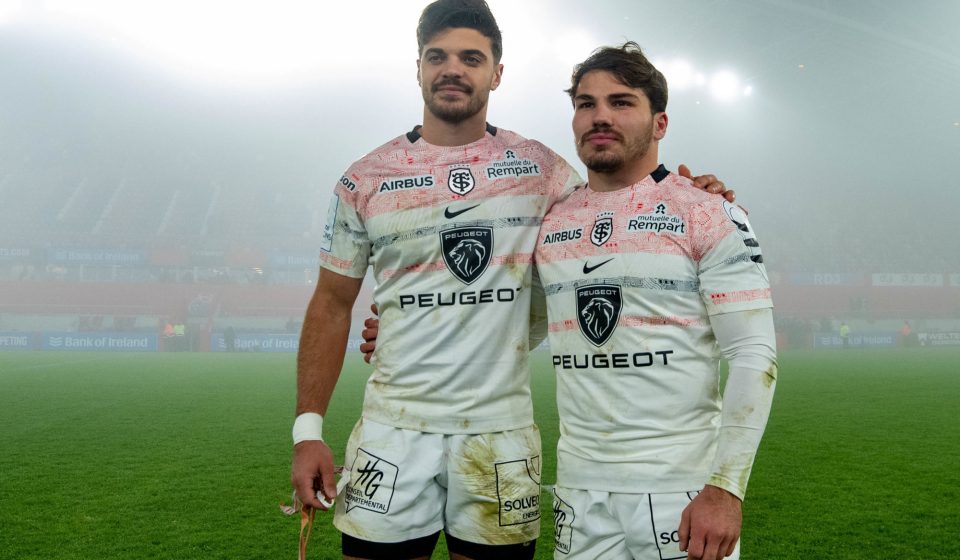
[655,56,751,103]
[709,70,741,102]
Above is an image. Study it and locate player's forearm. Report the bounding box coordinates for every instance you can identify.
[707,309,778,500]
[295,271,363,416]
[528,266,548,351]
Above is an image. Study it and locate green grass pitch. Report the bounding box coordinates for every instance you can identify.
[1,348,959,559]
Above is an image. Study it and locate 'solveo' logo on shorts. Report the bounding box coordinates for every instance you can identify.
[495,458,541,527]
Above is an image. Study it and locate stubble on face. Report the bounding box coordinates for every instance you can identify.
[577,124,653,174]
[423,79,488,124]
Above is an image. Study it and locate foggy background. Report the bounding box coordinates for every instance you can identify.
[1,0,958,351]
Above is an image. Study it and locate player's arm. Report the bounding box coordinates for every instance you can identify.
[679,308,777,560]
[291,268,363,510]
[678,164,736,204]
[528,266,548,351]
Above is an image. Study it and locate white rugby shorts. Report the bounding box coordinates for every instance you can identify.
[552,486,741,560]
[333,419,542,545]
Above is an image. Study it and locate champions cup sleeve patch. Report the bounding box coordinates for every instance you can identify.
[344,449,398,515]
[495,458,542,526]
[723,200,764,264]
[320,193,339,253]
[576,284,623,347]
[553,493,575,555]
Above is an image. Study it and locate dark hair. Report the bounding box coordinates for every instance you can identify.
[417,0,503,63]
[566,41,668,113]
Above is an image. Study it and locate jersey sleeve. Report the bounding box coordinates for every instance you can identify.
[706,308,778,499]
[698,200,773,315]
[318,170,370,278]
[540,145,584,206]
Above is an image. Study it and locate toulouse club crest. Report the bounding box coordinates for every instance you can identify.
[590,211,614,246]
[448,167,476,196]
[575,284,622,346]
[440,226,493,284]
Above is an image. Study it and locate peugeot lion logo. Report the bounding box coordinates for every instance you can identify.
[575,284,622,346]
[440,226,493,284]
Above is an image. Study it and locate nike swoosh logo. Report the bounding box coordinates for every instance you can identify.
[444,204,480,219]
[582,258,614,274]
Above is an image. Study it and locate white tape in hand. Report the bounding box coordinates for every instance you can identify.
[316,470,350,509]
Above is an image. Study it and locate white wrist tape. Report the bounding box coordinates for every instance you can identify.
[292,412,324,444]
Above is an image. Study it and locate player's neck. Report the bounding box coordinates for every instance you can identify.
[587,150,660,192]
[419,108,489,147]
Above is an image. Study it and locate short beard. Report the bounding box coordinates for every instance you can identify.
[577,127,653,175]
[424,83,487,124]
[581,151,625,174]
[426,97,485,124]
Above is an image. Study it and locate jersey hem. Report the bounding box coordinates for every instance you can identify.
[361,410,535,435]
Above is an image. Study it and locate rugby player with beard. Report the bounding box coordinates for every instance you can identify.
[534,43,777,560]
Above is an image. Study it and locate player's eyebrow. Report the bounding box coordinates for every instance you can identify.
[423,47,488,61]
[457,49,487,61]
[607,92,641,102]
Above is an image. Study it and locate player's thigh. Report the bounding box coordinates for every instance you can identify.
[552,486,627,559]
[445,425,543,546]
[622,490,740,560]
[333,419,446,544]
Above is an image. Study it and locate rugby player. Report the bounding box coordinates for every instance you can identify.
[292,2,732,559]
[535,42,778,560]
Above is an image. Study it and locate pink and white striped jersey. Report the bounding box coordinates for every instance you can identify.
[534,165,772,493]
[320,125,581,434]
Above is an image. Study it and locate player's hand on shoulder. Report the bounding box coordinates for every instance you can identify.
[678,164,736,204]
[291,439,336,510]
[360,303,379,364]
[678,484,742,560]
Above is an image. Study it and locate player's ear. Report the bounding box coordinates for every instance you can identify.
[490,63,503,91]
[416,59,422,86]
[653,112,668,141]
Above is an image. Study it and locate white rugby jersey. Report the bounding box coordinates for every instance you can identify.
[320,124,581,434]
[535,165,773,493]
